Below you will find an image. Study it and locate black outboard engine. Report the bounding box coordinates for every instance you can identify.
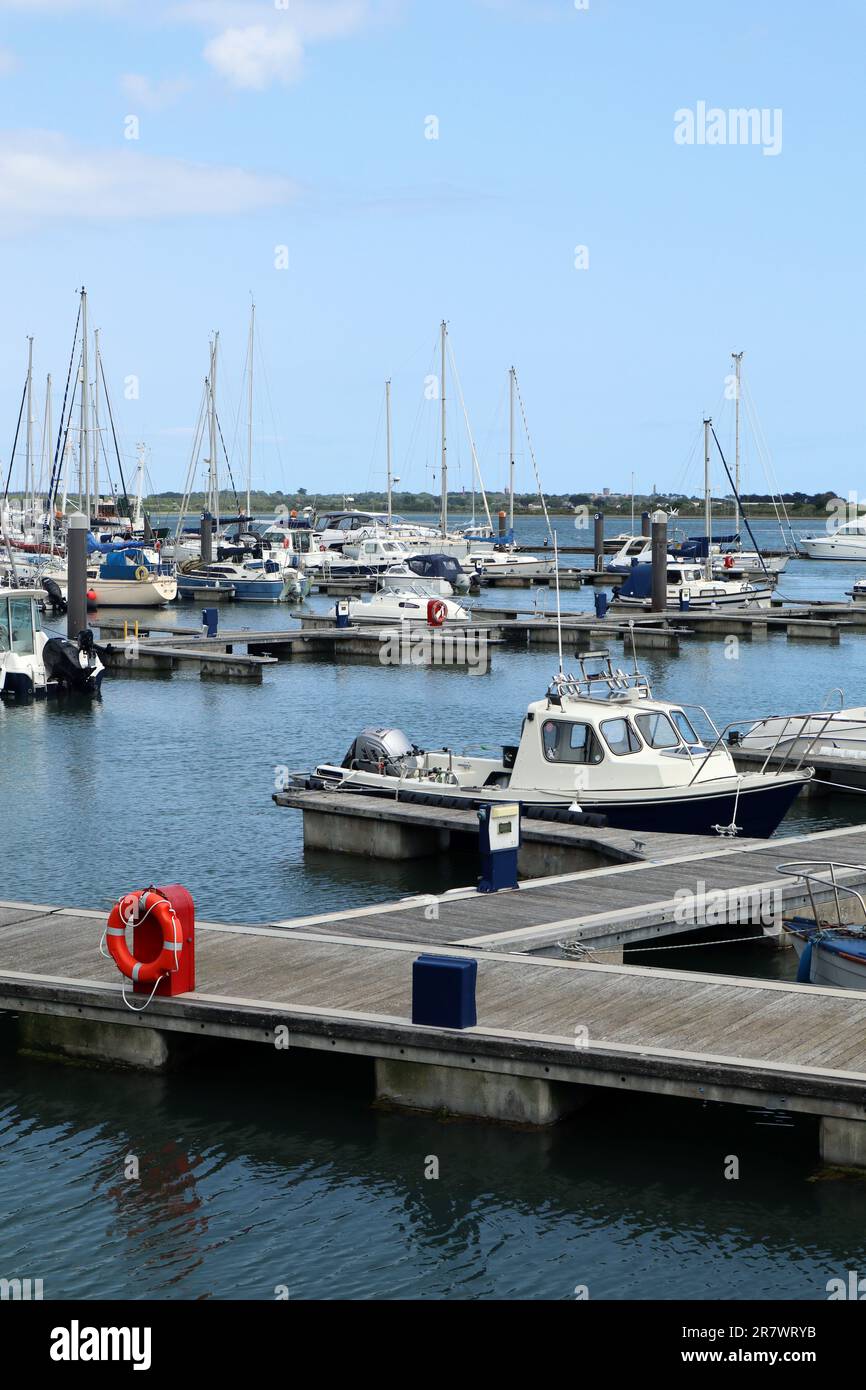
[42,628,103,696]
[341,727,416,775]
[42,577,67,615]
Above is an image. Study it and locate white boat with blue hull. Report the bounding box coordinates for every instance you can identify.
[310,652,811,838]
[778,862,866,989]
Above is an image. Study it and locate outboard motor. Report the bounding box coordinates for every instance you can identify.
[341,727,416,776]
[42,628,104,696]
[42,577,67,615]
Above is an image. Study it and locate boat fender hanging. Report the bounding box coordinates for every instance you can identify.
[105,889,182,984]
[427,598,447,627]
[135,565,149,582]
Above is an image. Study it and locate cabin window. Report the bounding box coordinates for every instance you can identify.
[0,599,9,652]
[669,570,682,583]
[600,717,641,756]
[670,710,700,745]
[541,719,604,765]
[9,597,35,656]
[635,711,681,749]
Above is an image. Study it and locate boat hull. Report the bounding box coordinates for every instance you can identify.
[87,576,177,607]
[314,772,805,838]
[788,929,866,989]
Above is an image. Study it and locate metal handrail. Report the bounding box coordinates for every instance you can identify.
[776,860,866,932]
[684,709,842,786]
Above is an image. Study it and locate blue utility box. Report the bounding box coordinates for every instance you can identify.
[594,591,609,619]
[202,608,218,637]
[478,802,521,893]
[335,598,350,629]
[412,954,477,1029]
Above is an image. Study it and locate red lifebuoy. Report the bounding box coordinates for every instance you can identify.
[427,598,447,627]
[105,889,182,985]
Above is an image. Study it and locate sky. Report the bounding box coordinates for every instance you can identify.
[0,0,863,505]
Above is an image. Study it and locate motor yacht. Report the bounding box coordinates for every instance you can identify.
[0,587,103,699]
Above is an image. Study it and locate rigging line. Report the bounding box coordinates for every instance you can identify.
[512,370,553,543]
[98,354,131,514]
[176,382,209,539]
[710,426,771,582]
[253,317,291,490]
[215,407,241,510]
[2,377,28,502]
[399,342,438,490]
[741,378,797,549]
[446,336,492,532]
[47,300,82,510]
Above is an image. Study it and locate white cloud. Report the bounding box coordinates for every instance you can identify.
[120,72,191,110]
[0,132,297,222]
[203,24,303,91]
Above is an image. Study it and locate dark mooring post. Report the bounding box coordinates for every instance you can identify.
[66,512,88,639]
[641,510,651,538]
[650,509,668,613]
[593,512,604,572]
[200,512,213,565]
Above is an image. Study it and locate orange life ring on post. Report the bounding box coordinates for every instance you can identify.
[106,889,182,984]
[427,598,447,627]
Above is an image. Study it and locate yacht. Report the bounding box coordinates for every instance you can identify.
[310,652,811,837]
[346,583,471,626]
[176,559,288,602]
[0,587,104,699]
[799,519,866,560]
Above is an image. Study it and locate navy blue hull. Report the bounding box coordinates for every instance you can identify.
[580,779,804,838]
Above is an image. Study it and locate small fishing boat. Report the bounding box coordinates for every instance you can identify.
[0,587,103,699]
[611,560,772,609]
[310,651,811,836]
[778,861,866,989]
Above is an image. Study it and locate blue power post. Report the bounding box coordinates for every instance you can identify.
[335,599,350,629]
[201,608,218,638]
[477,802,521,893]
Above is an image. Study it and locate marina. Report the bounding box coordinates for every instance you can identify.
[5,0,866,1327]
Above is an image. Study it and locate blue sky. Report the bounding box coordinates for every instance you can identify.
[0,0,863,503]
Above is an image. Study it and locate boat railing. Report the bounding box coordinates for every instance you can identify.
[549,650,652,701]
[686,707,866,785]
[776,860,866,931]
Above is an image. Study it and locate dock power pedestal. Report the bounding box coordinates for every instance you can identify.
[477,802,521,893]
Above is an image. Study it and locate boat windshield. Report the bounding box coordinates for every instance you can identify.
[635,711,681,749]
[600,716,641,756]
[541,719,604,765]
[670,709,700,745]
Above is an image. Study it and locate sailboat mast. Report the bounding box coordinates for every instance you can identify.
[246,301,254,521]
[93,326,101,519]
[704,415,712,580]
[80,288,90,523]
[45,374,53,551]
[732,350,743,536]
[439,319,447,536]
[25,336,34,529]
[208,333,220,523]
[508,365,515,535]
[385,378,393,524]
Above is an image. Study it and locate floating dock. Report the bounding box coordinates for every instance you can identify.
[4,827,866,1164]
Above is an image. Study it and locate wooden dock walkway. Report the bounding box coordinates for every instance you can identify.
[3,886,866,1155]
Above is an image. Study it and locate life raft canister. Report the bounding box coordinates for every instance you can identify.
[106,888,182,985]
[723,554,734,569]
[427,598,447,627]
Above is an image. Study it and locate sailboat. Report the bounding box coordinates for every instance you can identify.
[612,419,773,610]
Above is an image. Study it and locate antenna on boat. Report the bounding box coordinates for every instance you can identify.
[554,529,564,678]
[628,618,639,676]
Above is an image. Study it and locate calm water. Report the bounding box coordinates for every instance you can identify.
[3,513,866,1300]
